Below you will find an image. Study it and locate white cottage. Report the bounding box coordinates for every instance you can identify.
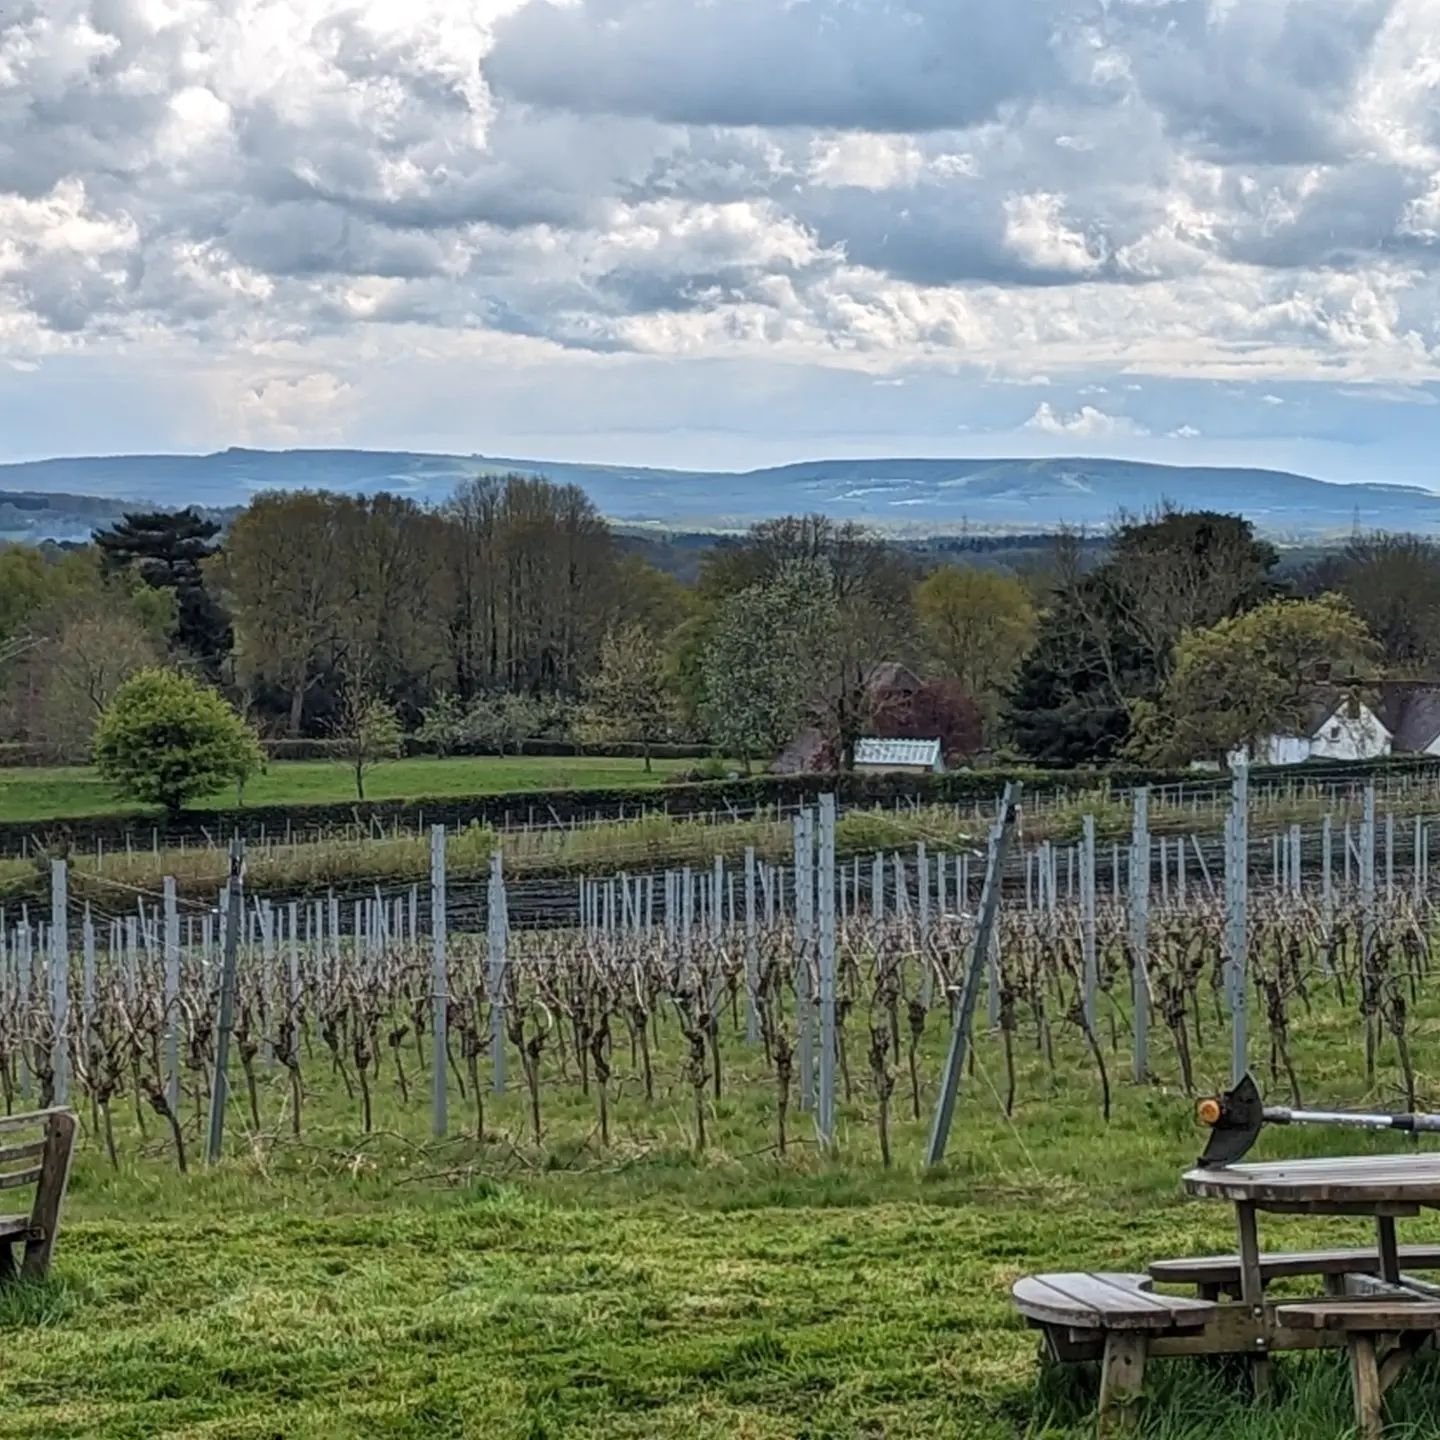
[1229,691,1391,768]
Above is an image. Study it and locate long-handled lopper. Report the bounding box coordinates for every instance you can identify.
[1196,1072,1440,1167]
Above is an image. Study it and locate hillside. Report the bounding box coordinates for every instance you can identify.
[2,448,1438,539]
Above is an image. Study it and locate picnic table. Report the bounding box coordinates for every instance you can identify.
[1181,1154,1440,1429]
[1013,1154,1440,1436]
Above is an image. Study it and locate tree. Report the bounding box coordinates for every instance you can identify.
[463,692,542,755]
[700,562,836,771]
[0,549,172,750]
[875,679,984,762]
[94,509,233,674]
[1006,594,1148,764]
[916,566,1036,734]
[1008,511,1279,762]
[416,692,468,757]
[611,553,694,641]
[22,605,166,751]
[333,674,404,801]
[1324,532,1440,674]
[442,474,619,701]
[578,624,674,771]
[698,517,918,769]
[699,514,912,617]
[216,490,449,735]
[217,493,349,735]
[93,668,263,814]
[1132,595,1379,766]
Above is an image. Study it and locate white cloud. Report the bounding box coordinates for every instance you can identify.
[4,0,1440,459]
[1002,192,1104,276]
[1026,402,1149,438]
[1169,424,1202,438]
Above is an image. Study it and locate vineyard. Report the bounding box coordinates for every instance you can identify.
[1,771,1435,1174]
[5,774,1440,1437]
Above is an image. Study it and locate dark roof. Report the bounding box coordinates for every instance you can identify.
[1378,682,1440,753]
[1283,686,1365,737]
[1299,691,1345,735]
[864,661,923,693]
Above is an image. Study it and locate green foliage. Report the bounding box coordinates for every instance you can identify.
[1136,594,1380,765]
[0,545,99,649]
[1009,511,1279,762]
[334,678,404,801]
[578,624,674,769]
[415,692,468,757]
[700,560,837,768]
[92,668,263,813]
[688,755,732,781]
[93,507,232,674]
[463,691,542,755]
[915,565,1036,733]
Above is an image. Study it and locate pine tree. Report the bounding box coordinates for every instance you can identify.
[94,509,233,674]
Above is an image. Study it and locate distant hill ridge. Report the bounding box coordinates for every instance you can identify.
[2,448,1437,540]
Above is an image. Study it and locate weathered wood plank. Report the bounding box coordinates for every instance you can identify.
[1013,1273,1214,1330]
[21,1110,74,1281]
[1149,1246,1440,1287]
[0,1140,46,1167]
[1032,1302,1356,1362]
[1351,1335,1383,1440]
[0,1166,44,1191]
[0,1108,70,1134]
[1185,1155,1440,1207]
[1097,1333,1146,1435]
[1277,1299,1440,1331]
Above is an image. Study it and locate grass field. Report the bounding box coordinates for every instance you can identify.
[6,965,1439,1439]
[0,756,699,824]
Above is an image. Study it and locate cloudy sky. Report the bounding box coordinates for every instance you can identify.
[3,0,1440,483]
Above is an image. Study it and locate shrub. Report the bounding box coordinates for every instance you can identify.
[92,669,263,815]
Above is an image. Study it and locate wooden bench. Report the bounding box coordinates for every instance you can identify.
[1012,1273,1217,1432]
[1150,1246,1440,1299]
[0,1109,76,1284]
[1277,1299,1440,1440]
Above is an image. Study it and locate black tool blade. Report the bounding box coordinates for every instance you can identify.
[1198,1072,1265,1167]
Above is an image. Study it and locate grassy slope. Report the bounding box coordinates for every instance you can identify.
[0,756,694,823]
[4,989,1439,1438]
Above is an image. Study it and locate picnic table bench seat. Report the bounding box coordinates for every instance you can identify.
[0,1108,76,1283]
[1012,1272,1215,1332]
[1149,1245,1440,1297]
[1277,1298,1440,1439]
[1012,1273,1218,1433]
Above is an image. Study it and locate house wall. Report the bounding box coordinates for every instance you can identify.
[1244,737,1319,771]
[1235,703,1392,768]
[855,761,938,777]
[1308,704,1391,761]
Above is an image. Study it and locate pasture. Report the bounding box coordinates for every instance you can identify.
[0,755,697,824]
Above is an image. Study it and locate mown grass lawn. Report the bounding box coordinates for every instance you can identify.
[0,755,697,824]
